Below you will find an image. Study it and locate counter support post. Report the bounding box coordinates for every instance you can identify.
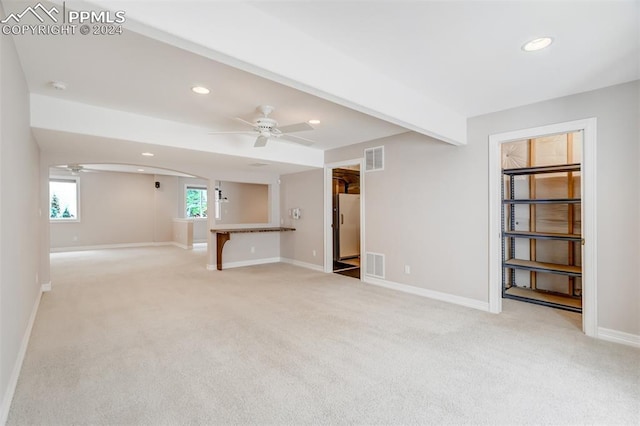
[216,232,231,271]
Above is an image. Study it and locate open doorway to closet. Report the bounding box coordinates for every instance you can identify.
[501,132,583,312]
[332,166,361,279]
[489,118,597,336]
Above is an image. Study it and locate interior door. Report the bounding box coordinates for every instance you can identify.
[338,193,360,259]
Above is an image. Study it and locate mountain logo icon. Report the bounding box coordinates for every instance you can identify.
[1,2,59,24]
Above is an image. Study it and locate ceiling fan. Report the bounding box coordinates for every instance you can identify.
[210,105,315,148]
[55,164,94,175]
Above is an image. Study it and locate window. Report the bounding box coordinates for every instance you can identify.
[185,186,207,218]
[50,177,79,221]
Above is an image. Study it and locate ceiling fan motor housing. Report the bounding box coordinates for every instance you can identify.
[256,117,279,133]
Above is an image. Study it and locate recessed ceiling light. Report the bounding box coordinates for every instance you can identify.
[191,86,210,95]
[141,152,154,157]
[522,37,553,52]
[308,119,321,125]
[137,169,145,172]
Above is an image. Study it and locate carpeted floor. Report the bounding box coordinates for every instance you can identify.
[7,246,640,425]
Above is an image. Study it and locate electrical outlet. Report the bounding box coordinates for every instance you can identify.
[250,246,255,254]
[73,236,78,242]
[404,265,411,275]
[312,250,316,257]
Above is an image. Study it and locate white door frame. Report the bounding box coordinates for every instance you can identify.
[324,158,365,280]
[488,118,597,337]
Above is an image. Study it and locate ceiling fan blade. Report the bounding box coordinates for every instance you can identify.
[279,134,315,146]
[278,122,314,134]
[208,131,257,135]
[254,135,269,147]
[234,117,257,128]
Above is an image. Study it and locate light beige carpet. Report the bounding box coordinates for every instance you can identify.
[7,246,640,425]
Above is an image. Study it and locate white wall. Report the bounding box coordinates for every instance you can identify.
[280,169,324,267]
[0,22,42,421]
[326,132,488,301]
[154,174,179,242]
[469,80,639,336]
[216,232,281,267]
[40,143,280,274]
[215,181,269,225]
[50,171,156,249]
[49,172,216,250]
[192,219,208,243]
[324,81,639,337]
[172,219,193,248]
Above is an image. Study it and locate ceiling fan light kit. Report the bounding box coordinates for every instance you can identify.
[209,104,316,147]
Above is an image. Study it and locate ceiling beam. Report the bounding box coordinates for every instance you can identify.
[31,94,325,168]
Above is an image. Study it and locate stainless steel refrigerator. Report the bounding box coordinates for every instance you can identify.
[336,193,360,260]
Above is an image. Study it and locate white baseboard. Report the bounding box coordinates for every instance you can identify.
[41,282,51,292]
[50,242,176,253]
[208,258,324,272]
[280,258,325,272]
[363,275,490,312]
[216,257,281,270]
[0,289,42,424]
[597,327,640,348]
[170,242,192,250]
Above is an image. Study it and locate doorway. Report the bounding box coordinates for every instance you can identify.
[489,118,597,336]
[324,159,365,280]
[501,132,583,312]
[332,166,361,279]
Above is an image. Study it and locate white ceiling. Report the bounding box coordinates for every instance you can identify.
[9,8,407,150]
[3,0,639,175]
[253,0,640,117]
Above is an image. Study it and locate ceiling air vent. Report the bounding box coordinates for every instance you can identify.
[364,146,384,172]
[365,252,385,279]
